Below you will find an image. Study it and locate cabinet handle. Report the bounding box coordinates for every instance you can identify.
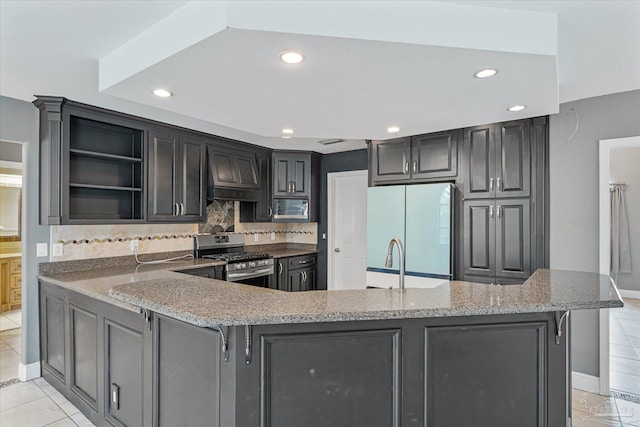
[268,207,272,217]
[334,248,340,253]
[301,271,306,283]
[489,178,494,192]
[412,160,417,174]
[180,203,185,216]
[292,182,296,193]
[497,177,501,191]
[489,205,494,218]
[174,203,179,216]
[279,262,283,275]
[497,205,501,219]
[404,162,409,174]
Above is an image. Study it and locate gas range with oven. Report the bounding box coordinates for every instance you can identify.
[194,233,274,286]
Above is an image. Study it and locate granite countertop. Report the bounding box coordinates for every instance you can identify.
[263,248,317,258]
[39,258,225,312]
[100,269,624,327]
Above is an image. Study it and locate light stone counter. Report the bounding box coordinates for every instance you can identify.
[97,269,625,327]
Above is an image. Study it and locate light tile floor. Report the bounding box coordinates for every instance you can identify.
[611,297,640,396]
[0,324,94,427]
[0,309,22,332]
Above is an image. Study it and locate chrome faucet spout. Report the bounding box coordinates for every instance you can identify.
[385,237,405,290]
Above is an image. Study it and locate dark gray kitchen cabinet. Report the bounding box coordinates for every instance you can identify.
[462,120,530,199]
[39,280,153,427]
[147,129,206,222]
[207,144,260,190]
[463,199,531,282]
[153,314,221,427]
[271,254,317,291]
[34,97,146,224]
[369,137,411,183]
[370,131,459,184]
[273,152,311,197]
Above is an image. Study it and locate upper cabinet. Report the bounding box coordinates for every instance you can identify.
[35,97,147,224]
[273,152,311,197]
[462,120,530,199]
[369,130,459,184]
[147,129,206,222]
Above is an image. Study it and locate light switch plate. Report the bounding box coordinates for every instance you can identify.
[37,243,48,257]
[52,243,63,257]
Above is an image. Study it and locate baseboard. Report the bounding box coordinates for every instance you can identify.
[18,361,41,381]
[572,371,600,393]
[619,289,640,300]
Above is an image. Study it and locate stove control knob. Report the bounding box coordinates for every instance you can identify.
[249,261,256,268]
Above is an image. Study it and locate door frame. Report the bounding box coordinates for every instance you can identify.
[598,135,640,395]
[327,170,368,290]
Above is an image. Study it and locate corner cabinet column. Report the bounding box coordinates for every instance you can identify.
[34,96,65,225]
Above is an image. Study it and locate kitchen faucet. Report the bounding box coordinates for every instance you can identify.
[385,237,406,291]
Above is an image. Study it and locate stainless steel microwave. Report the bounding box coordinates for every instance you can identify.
[273,198,309,220]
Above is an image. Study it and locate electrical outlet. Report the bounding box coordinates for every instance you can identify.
[253,234,259,242]
[52,243,63,257]
[130,240,139,252]
[271,232,276,240]
[322,233,326,240]
[37,243,48,257]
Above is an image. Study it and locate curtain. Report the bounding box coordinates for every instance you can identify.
[611,185,632,275]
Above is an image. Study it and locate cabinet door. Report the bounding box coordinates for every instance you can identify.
[69,303,98,410]
[275,259,288,291]
[301,268,315,291]
[255,154,273,221]
[40,290,67,383]
[273,154,291,196]
[463,125,495,199]
[463,200,496,277]
[370,138,411,183]
[148,130,178,221]
[104,318,145,427]
[291,155,310,196]
[411,130,458,180]
[178,138,206,221]
[496,120,530,198]
[154,314,220,427]
[495,199,531,279]
[288,269,304,292]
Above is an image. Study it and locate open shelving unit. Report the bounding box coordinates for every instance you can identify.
[68,116,144,221]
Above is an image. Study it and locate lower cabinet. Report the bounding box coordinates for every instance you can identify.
[40,280,152,427]
[272,254,317,291]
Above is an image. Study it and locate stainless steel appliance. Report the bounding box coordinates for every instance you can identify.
[193,233,274,286]
[272,198,309,220]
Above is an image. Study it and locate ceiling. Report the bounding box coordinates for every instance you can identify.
[1,1,639,153]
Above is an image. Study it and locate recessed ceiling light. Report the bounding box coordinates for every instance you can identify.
[282,128,294,134]
[387,126,400,134]
[279,51,304,64]
[281,136,292,139]
[507,105,527,112]
[474,69,498,79]
[152,88,173,97]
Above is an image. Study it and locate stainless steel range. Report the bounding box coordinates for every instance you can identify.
[194,233,274,286]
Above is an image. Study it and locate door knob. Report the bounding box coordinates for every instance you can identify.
[334,248,340,252]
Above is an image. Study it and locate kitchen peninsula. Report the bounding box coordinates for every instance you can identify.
[38,262,622,427]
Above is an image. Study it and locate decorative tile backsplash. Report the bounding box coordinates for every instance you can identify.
[50,201,317,261]
[50,224,198,261]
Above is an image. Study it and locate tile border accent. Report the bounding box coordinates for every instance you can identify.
[57,234,196,245]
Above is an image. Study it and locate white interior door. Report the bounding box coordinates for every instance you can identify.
[328,170,368,290]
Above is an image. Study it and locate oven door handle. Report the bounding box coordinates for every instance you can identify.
[227,267,274,281]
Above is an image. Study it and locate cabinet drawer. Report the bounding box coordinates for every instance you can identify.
[9,288,21,304]
[288,255,316,270]
[9,258,21,274]
[10,274,21,289]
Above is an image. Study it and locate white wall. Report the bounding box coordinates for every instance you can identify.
[550,89,640,377]
[610,147,640,291]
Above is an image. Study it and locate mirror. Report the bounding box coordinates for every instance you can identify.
[0,174,22,242]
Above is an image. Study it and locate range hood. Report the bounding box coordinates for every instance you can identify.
[207,145,261,202]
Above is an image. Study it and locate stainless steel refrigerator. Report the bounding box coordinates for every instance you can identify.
[366,183,453,285]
